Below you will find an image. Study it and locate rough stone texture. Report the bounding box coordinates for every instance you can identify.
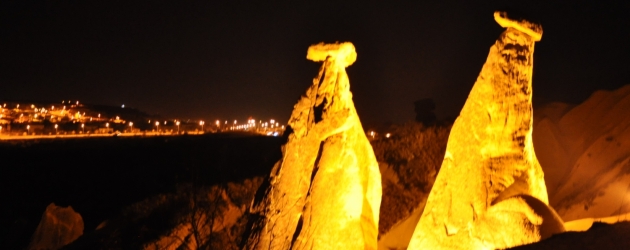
[143,185,251,250]
[28,203,84,250]
[533,85,630,222]
[407,12,564,250]
[62,178,264,250]
[245,42,381,250]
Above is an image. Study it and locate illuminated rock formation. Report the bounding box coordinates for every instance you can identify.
[246,42,381,250]
[407,12,564,250]
[28,203,84,250]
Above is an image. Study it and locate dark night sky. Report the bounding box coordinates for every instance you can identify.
[1,1,629,126]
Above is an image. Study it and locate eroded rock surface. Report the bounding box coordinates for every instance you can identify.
[407,12,564,250]
[28,203,84,250]
[533,85,630,222]
[246,42,381,250]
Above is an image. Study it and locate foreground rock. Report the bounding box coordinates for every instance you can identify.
[510,221,630,250]
[408,12,564,250]
[142,181,259,250]
[28,203,84,250]
[245,42,382,250]
[63,178,263,250]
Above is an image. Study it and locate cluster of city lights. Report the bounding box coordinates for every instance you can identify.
[0,100,286,137]
[0,100,112,125]
[225,118,285,133]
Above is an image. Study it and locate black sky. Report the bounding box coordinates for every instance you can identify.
[1,1,629,126]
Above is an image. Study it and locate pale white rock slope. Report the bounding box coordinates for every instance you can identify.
[534,84,630,222]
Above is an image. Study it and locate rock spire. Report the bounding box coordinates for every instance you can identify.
[245,42,381,250]
[407,12,564,250]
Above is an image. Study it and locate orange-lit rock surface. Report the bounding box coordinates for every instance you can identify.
[245,42,381,250]
[28,203,84,250]
[533,85,630,222]
[407,12,564,250]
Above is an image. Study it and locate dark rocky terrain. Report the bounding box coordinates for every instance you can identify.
[0,133,283,249]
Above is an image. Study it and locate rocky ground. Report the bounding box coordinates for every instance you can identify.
[0,133,282,249]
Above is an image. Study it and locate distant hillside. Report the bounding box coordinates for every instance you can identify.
[82,104,155,120]
[0,100,174,133]
[534,84,630,221]
[0,100,159,121]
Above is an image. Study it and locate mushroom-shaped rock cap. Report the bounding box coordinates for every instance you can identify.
[307,42,357,67]
[494,11,543,41]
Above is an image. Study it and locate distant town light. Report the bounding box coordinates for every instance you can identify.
[121,104,125,108]
[385,133,391,138]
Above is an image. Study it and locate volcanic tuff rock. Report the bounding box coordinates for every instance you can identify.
[245,42,382,250]
[534,84,630,222]
[28,203,84,250]
[407,12,564,250]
